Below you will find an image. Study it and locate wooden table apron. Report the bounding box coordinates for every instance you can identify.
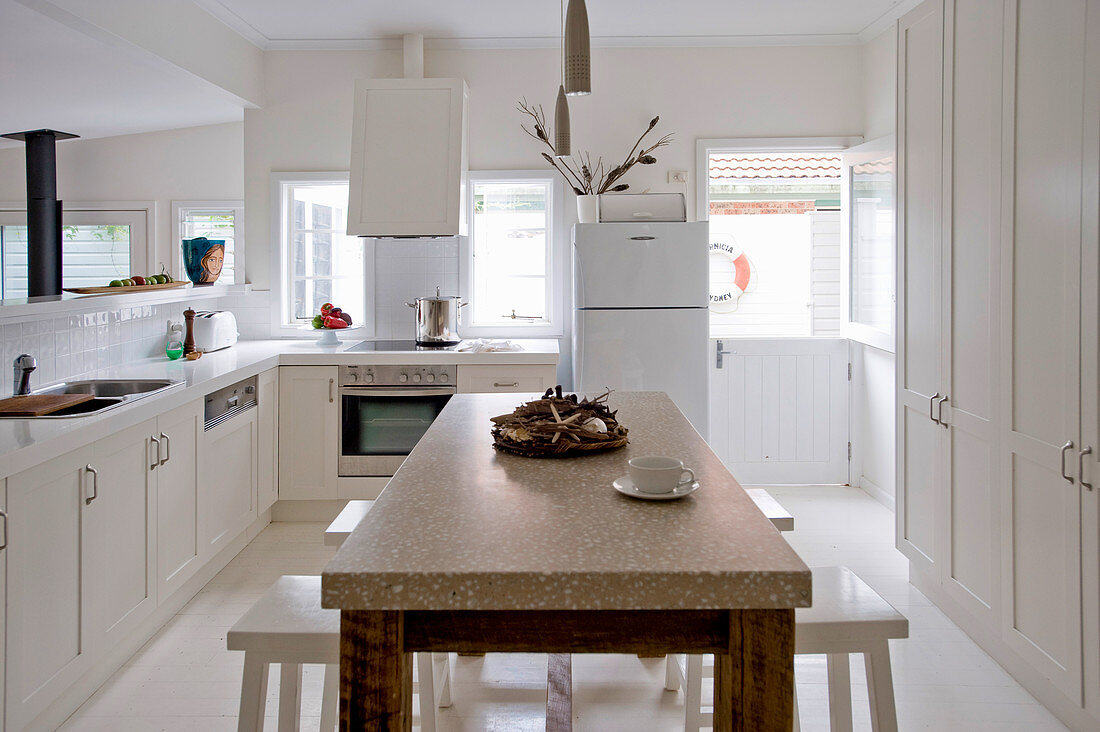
[337,607,795,731]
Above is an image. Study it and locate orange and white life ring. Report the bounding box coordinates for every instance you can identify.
[709,236,755,312]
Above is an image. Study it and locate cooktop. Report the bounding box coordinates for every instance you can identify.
[344,340,460,352]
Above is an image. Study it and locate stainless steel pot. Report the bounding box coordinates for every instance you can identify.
[405,287,466,345]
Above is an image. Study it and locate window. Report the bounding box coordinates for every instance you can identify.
[841,136,895,352]
[462,171,564,337]
[275,175,366,329]
[173,201,243,284]
[0,208,148,299]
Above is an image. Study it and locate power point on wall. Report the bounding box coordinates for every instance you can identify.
[667,170,688,184]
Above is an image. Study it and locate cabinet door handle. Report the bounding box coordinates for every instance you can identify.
[85,464,98,505]
[929,393,941,424]
[329,378,334,403]
[1080,446,1093,491]
[0,508,7,550]
[937,395,949,428]
[150,435,161,471]
[1060,440,1075,483]
[159,432,170,465]
[494,381,520,388]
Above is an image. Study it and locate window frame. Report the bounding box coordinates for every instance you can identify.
[269,172,374,337]
[0,201,155,297]
[840,135,896,353]
[460,170,565,338]
[172,200,245,285]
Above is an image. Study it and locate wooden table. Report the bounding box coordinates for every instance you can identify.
[322,392,811,731]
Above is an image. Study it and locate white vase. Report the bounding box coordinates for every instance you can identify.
[576,194,598,223]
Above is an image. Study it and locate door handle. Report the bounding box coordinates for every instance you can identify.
[0,508,7,550]
[85,464,98,505]
[150,435,161,470]
[159,432,170,465]
[929,393,941,424]
[494,382,520,388]
[716,339,733,369]
[1080,446,1093,491]
[1060,440,1075,483]
[329,378,335,403]
[937,395,949,428]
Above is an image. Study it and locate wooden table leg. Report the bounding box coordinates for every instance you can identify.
[714,609,795,732]
[546,653,573,731]
[340,610,411,731]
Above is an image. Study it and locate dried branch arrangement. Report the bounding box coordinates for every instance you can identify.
[517,99,673,195]
[491,386,629,458]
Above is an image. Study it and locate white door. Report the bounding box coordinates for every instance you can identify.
[5,446,94,731]
[895,0,944,573]
[258,368,280,514]
[200,408,258,558]
[278,366,339,500]
[1000,0,1088,702]
[156,401,203,600]
[87,420,157,648]
[709,338,849,484]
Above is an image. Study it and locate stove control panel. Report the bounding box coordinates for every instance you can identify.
[340,364,456,387]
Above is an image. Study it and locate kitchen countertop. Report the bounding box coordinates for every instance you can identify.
[321,391,811,611]
[0,338,558,477]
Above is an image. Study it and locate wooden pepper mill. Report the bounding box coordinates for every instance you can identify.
[183,308,197,356]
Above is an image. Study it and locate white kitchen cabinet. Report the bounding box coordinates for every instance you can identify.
[199,405,258,560]
[4,445,94,731]
[347,78,469,237]
[279,366,339,500]
[456,364,557,394]
[86,419,158,652]
[155,401,203,600]
[257,368,279,513]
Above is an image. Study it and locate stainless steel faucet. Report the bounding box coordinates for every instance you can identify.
[13,354,36,396]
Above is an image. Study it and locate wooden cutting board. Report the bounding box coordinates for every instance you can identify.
[0,393,95,416]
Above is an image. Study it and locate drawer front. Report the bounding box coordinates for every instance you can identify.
[457,365,557,393]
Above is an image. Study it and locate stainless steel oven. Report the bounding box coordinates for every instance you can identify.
[338,364,456,477]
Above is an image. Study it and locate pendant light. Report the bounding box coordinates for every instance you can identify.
[553,0,571,157]
[563,0,591,96]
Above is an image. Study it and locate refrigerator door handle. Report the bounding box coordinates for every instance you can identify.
[716,339,733,369]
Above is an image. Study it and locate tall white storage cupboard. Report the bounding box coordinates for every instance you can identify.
[896,0,1100,728]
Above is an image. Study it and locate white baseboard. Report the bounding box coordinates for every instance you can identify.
[272,499,349,522]
[858,475,894,511]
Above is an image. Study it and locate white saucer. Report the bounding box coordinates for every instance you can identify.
[613,475,699,501]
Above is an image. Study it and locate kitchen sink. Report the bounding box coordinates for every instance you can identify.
[1,378,184,418]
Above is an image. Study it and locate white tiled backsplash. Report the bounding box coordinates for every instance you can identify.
[373,238,459,340]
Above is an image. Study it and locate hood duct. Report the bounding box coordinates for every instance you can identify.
[0,128,79,297]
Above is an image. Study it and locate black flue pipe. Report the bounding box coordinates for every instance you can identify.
[1,128,79,297]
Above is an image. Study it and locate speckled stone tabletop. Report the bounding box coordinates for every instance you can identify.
[322,391,811,611]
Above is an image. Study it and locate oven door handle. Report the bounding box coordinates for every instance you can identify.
[339,387,457,398]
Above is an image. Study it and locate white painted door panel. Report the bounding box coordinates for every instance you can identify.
[709,338,848,484]
[200,408,258,558]
[156,401,203,600]
[257,368,279,514]
[5,446,94,731]
[1000,0,1087,702]
[896,0,944,573]
[278,367,339,500]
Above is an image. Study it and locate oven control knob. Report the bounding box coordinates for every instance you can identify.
[365,373,374,383]
[399,373,408,383]
[426,373,436,383]
[412,373,422,383]
[440,373,449,383]
[348,371,358,383]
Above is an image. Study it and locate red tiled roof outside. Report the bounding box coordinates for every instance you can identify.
[710,200,818,216]
[710,154,842,180]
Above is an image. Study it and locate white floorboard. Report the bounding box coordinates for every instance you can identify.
[59,485,1068,731]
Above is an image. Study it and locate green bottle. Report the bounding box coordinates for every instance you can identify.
[166,321,185,360]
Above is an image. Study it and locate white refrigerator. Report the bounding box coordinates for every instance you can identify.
[572,222,709,437]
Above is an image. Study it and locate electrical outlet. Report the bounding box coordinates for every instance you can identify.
[667,170,688,184]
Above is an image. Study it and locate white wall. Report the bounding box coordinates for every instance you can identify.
[851,26,897,506]
[0,122,244,277]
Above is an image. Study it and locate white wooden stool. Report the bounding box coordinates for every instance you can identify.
[228,575,452,731]
[665,566,908,732]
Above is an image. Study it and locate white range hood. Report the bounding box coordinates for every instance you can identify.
[347,35,468,238]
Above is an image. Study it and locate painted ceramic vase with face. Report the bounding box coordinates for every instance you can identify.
[182,237,225,286]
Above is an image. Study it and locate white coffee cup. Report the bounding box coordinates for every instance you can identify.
[628,455,696,494]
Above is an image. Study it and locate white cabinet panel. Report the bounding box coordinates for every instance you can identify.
[87,420,157,647]
[900,404,938,561]
[200,407,258,559]
[258,368,279,513]
[156,401,203,599]
[278,367,338,500]
[456,365,556,394]
[5,446,93,731]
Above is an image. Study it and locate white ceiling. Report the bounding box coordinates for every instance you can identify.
[0,0,243,149]
[198,0,916,48]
